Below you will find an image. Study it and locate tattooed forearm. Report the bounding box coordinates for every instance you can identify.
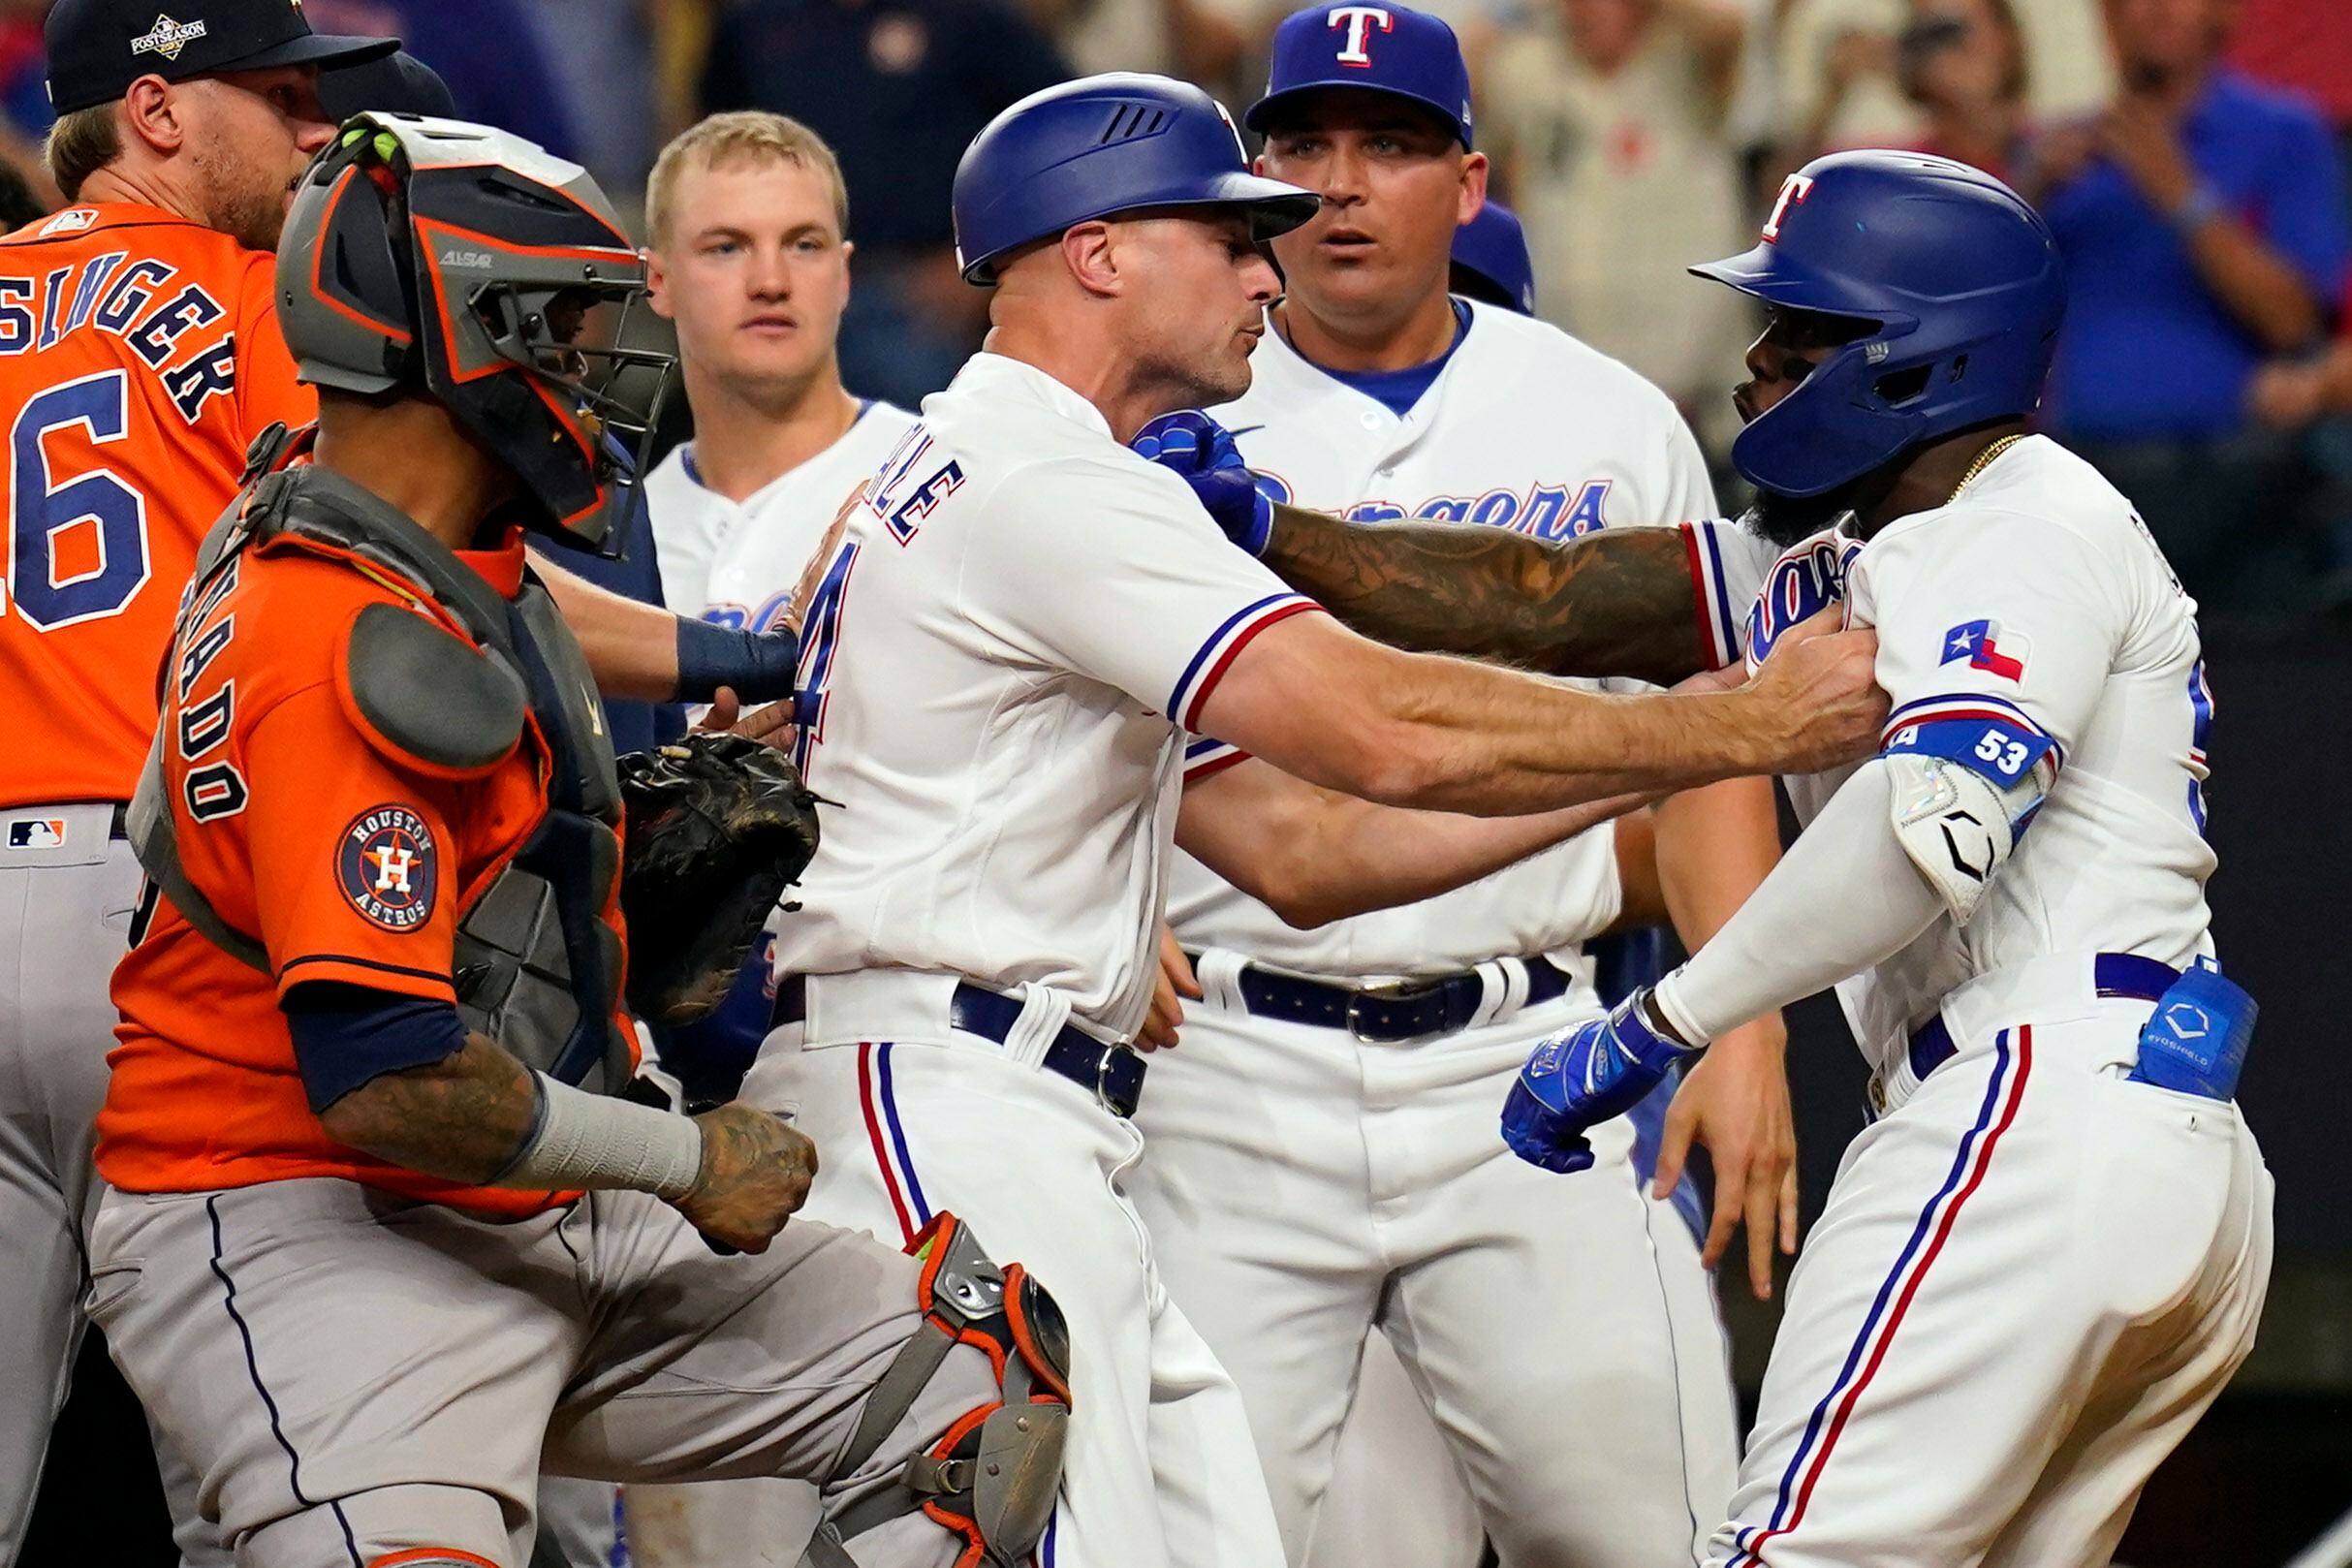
[317,1033,539,1182]
[1261,504,1712,685]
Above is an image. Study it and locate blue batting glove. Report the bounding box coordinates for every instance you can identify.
[1502,990,1699,1174]
[1131,410,1274,557]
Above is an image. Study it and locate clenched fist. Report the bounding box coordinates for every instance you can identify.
[672,1102,819,1254]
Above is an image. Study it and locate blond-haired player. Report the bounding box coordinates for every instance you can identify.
[623,110,923,1566]
[643,111,919,633]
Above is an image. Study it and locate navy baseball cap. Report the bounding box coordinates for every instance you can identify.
[1451,200,1534,315]
[47,0,398,114]
[319,49,456,122]
[1247,2,1472,149]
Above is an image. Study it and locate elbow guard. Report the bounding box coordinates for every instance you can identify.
[1881,716,2056,924]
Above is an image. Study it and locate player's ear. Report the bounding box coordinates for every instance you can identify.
[119,76,185,158]
[1458,151,1490,228]
[642,246,678,323]
[1059,221,1121,298]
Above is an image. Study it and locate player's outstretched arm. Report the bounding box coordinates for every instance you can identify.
[302,1002,816,1253]
[1128,410,1717,684]
[1258,505,1714,686]
[1175,756,1656,929]
[1192,604,1885,816]
[534,552,800,706]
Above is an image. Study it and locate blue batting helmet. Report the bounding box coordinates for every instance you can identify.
[1690,151,2066,498]
[954,73,1324,285]
[1451,200,1535,315]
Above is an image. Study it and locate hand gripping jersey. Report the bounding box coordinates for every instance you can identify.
[104,453,637,1213]
[1720,436,2218,1073]
[775,353,1326,1035]
[645,401,921,627]
[0,204,316,808]
[1171,300,1719,976]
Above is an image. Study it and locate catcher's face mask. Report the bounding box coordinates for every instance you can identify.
[278,114,680,552]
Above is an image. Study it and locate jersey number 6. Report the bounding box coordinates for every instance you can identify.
[5,370,150,628]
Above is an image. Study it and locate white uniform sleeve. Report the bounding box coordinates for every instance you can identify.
[1858,507,2126,766]
[1652,759,1943,1044]
[1650,507,2132,1044]
[1682,517,1779,672]
[977,454,1325,728]
[1657,415,1719,525]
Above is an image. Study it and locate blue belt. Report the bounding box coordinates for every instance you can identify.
[1904,953,2182,1084]
[769,976,1146,1118]
[1189,952,1575,1042]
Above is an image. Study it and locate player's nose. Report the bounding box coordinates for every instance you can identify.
[1239,251,1281,305]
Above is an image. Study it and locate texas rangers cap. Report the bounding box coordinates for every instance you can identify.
[318,49,456,122]
[1247,2,1473,149]
[46,0,399,115]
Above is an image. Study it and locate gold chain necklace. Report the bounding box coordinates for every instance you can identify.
[1950,432,2028,502]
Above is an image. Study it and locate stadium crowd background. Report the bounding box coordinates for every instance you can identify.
[0,0,2340,618]
[11,0,2352,1563]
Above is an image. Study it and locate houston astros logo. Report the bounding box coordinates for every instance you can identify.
[337,805,438,931]
[1761,172,1815,242]
[1327,5,1393,65]
[130,14,209,61]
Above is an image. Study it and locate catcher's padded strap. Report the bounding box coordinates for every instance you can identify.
[800,1525,862,1568]
[839,1319,957,1476]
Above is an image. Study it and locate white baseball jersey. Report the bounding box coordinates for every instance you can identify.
[1683,446,2264,1568]
[643,399,920,627]
[1715,434,2217,1074]
[1170,299,1718,976]
[775,353,1323,1035]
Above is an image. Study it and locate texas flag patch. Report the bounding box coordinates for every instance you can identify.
[1940,618,2029,682]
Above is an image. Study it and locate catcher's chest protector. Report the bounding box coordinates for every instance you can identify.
[129,461,635,1094]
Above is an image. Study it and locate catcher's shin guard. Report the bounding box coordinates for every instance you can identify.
[805,1213,1071,1568]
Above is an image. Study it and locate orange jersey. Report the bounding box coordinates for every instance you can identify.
[0,204,318,809]
[101,500,635,1214]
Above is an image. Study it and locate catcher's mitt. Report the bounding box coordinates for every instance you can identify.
[616,733,821,1026]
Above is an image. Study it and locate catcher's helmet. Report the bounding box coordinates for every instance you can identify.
[275,114,677,549]
[1691,150,2066,499]
[952,73,1322,285]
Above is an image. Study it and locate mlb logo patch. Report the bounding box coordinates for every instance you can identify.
[1940,618,2028,682]
[37,208,96,238]
[6,817,67,850]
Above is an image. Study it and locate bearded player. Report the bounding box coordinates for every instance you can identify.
[1147,149,2273,1568]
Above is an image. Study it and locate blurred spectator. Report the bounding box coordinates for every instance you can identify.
[518,0,661,206]
[1893,0,2028,181]
[1486,0,1751,452]
[1773,0,2108,176]
[302,0,581,159]
[701,0,1069,406]
[1023,0,1244,83]
[2030,0,2348,606]
[1775,0,1922,162]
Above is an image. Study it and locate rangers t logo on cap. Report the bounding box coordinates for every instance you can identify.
[1328,6,1393,65]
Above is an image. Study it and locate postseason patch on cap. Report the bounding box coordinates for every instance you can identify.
[129,13,208,61]
[337,804,438,931]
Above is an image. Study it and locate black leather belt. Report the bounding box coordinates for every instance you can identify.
[1189,952,1575,1042]
[769,976,1145,1118]
[1904,954,2182,1084]
[110,801,130,840]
